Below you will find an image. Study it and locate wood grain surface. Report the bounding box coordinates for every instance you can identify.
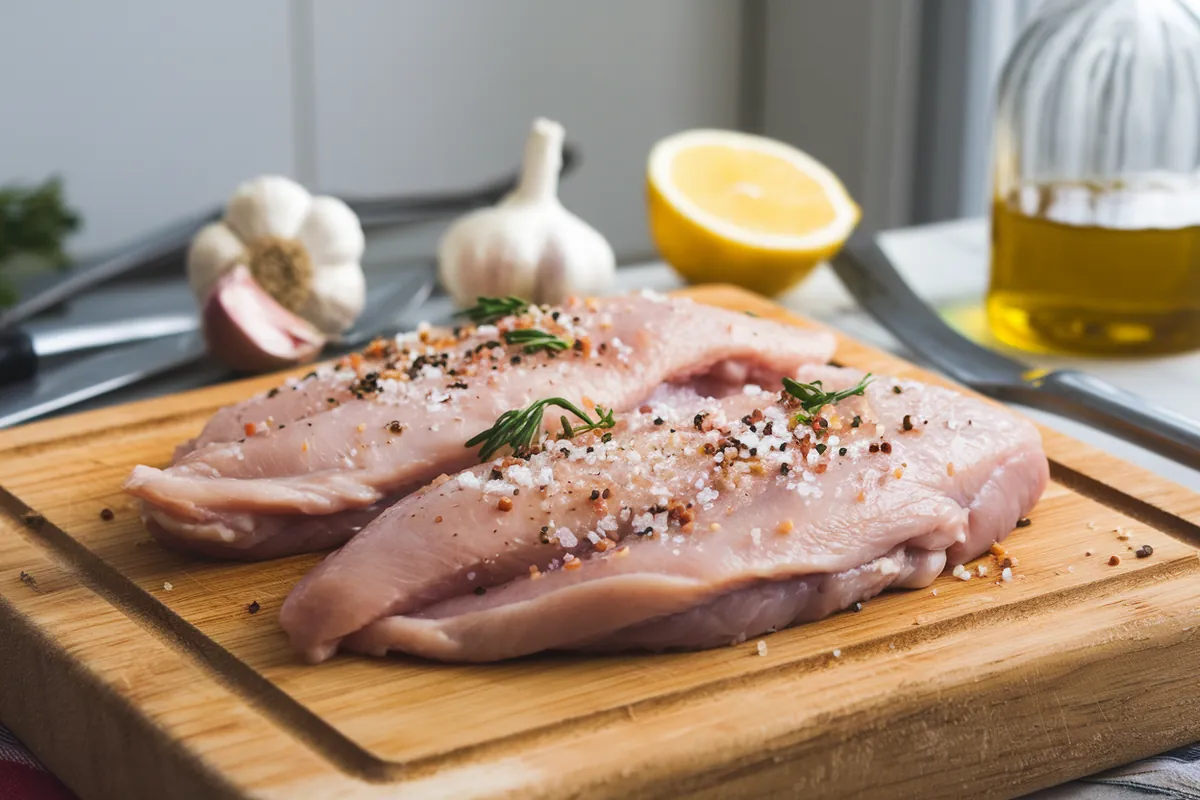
[1,285,1198,800]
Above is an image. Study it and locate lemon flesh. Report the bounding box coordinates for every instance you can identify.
[647,130,859,296]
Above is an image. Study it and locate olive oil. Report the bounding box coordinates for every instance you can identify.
[988,190,1200,355]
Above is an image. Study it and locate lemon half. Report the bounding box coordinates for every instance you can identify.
[647,129,860,296]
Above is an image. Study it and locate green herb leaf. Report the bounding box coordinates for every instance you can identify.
[782,373,872,423]
[466,397,617,461]
[503,328,570,355]
[455,296,530,325]
[0,176,81,308]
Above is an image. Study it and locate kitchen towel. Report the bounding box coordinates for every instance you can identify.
[0,724,75,800]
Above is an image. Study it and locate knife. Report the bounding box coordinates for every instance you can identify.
[0,314,198,384]
[830,233,1200,470]
[0,265,436,429]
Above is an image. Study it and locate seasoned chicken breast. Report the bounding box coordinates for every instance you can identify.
[126,293,836,559]
[281,366,1049,662]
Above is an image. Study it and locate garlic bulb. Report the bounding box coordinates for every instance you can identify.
[437,118,615,307]
[187,175,366,336]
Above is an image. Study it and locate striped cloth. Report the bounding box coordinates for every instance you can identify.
[3,718,1198,798]
[1031,744,1200,799]
[0,724,76,800]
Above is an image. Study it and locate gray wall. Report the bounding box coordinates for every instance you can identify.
[5,1,997,265]
[0,0,742,259]
[759,0,923,231]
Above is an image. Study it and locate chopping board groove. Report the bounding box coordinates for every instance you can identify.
[1,285,1198,800]
[1048,461,1200,547]
[0,484,389,783]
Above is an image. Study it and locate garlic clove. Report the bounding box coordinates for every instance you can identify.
[438,214,536,305]
[224,175,313,242]
[296,259,366,337]
[296,196,365,266]
[186,222,247,302]
[531,211,615,304]
[436,215,485,306]
[202,264,326,373]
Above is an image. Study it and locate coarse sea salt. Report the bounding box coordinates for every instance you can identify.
[505,465,534,487]
[554,528,578,547]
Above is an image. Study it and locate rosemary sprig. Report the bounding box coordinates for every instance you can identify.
[782,374,872,423]
[466,397,617,461]
[456,296,530,325]
[504,328,571,354]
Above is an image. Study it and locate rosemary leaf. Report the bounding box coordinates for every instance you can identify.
[782,373,872,423]
[455,296,530,325]
[503,328,570,355]
[466,397,617,461]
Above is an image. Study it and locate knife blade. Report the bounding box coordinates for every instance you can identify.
[0,265,437,429]
[0,331,209,428]
[0,314,199,385]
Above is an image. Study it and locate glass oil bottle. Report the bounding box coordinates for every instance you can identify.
[989,0,1200,355]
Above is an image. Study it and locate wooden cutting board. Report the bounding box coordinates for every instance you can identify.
[1,285,1198,800]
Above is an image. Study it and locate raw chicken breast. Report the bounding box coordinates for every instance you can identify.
[125,292,836,559]
[280,367,1049,663]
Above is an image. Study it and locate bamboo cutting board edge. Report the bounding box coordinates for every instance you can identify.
[0,284,1198,800]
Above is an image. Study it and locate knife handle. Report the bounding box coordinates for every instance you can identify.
[1005,369,1200,471]
[0,330,37,385]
